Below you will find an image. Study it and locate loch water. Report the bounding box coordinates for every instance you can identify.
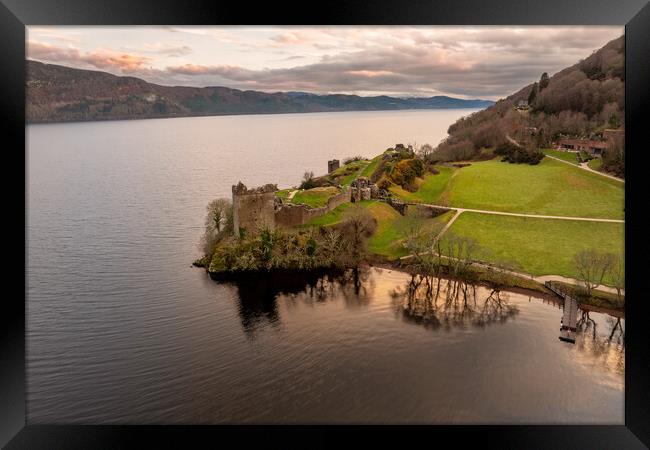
[26,110,624,423]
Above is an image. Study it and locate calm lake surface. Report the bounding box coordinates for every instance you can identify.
[26,109,624,423]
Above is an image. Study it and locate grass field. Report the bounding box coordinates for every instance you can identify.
[543,149,579,165]
[303,200,455,259]
[364,201,404,258]
[389,165,454,203]
[444,212,624,282]
[367,206,455,259]
[588,158,603,171]
[359,155,381,178]
[328,159,371,186]
[303,201,357,227]
[275,188,292,199]
[391,158,624,219]
[291,186,340,208]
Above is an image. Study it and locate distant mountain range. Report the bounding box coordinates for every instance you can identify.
[26,60,494,123]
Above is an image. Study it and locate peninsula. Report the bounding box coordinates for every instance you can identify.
[194,35,625,314]
[194,142,624,313]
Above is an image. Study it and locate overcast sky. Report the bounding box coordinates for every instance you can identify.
[27,26,623,100]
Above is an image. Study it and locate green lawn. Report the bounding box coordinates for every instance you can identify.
[364,202,404,257]
[291,186,340,208]
[275,188,292,199]
[359,155,382,178]
[543,149,579,165]
[303,199,455,260]
[391,158,624,219]
[389,165,454,203]
[303,201,357,227]
[588,158,603,171]
[303,200,454,259]
[445,212,624,282]
[367,205,455,259]
[329,159,371,186]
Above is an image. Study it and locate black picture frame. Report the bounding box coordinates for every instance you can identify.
[3,0,649,448]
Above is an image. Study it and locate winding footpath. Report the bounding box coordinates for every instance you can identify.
[400,202,623,293]
[505,133,624,183]
[396,145,624,294]
[546,154,625,183]
[418,203,624,224]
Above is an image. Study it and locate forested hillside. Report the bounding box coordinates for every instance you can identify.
[26,60,493,123]
[433,36,624,176]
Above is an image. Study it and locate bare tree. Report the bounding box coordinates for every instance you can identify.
[340,205,377,265]
[207,198,232,234]
[201,198,233,255]
[417,143,435,162]
[300,171,316,189]
[610,255,625,305]
[443,233,479,279]
[402,215,445,281]
[573,249,616,297]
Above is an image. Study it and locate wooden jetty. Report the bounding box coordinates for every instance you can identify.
[544,281,579,344]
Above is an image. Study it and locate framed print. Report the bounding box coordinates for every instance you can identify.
[2,0,649,447]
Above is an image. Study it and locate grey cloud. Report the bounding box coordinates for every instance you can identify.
[28,27,623,99]
[163,41,580,98]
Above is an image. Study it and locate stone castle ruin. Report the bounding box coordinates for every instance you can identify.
[232,157,392,235]
[232,181,351,235]
[274,189,350,228]
[327,159,340,173]
[232,182,278,234]
[350,176,387,203]
[350,176,373,202]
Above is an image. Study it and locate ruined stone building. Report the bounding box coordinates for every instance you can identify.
[327,159,340,173]
[232,182,277,235]
[232,181,351,235]
[350,176,379,202]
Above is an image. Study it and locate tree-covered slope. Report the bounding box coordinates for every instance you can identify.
[434,35,624,176]
[26,60,493,123]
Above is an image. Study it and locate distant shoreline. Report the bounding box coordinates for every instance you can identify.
[26,106,486,126]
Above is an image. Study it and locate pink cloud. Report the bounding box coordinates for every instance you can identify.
[28,40,152,73]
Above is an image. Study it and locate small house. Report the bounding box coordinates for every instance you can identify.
[515,100,529,110]
[556,138,607,156]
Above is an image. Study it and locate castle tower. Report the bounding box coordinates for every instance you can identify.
[328,159,340,173]
[231,182,277,236]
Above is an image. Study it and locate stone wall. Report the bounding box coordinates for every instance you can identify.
[275,189,351,228]
[233,182,353,232]
[350,176,381,202]
[232,182,277,235]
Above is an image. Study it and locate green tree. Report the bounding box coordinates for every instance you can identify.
[528,82,538,106]
[608,112,621,129]
[539,72,550,90]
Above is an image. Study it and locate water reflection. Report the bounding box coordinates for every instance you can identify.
[227,268,375,338]
[389,274,519,331]
[571,312,625,377]
[226,268,625,379]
